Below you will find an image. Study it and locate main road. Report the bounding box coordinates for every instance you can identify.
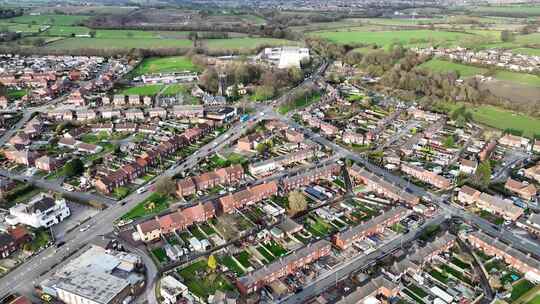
[0,110,270,297]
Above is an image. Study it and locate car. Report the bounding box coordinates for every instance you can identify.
[55,241,66,248]
[136,187,147,194]
[79,225,90,232]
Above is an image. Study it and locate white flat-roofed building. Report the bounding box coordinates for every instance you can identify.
[160,275,188,304]
[6,193,70,228]
[261,47,310,69]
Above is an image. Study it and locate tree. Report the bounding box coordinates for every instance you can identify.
[474,160,492,188]
[62,158,84,178]
[255,142,269,154]
[500,30,514,42]
[89,30,96,38]
[208,254,217,271]
[443,135,455,148]
[287,191,307,216]
[155,176,176,196]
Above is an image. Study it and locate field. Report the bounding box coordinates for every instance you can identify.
[494,71,540,87]
[203,37,297,50]
[120,193,170,220]
[442,103,540,138]
[118,85,164,96]
[311,29,475,48]
[513,48,540,56]
[419,59,487,77]
[6,14,89,26]
[44,37,193,50]
[131,56,199,76]
[469,5,540,16]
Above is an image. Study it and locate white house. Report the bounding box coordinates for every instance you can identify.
[161,275,188,304]
[6,193,70,228]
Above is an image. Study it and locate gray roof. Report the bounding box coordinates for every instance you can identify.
[336,207,409,243]
[336,275,397,304]
[469,231,540,271]
[237,240,331,287]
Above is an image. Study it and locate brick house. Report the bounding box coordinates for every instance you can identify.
[124,108,145,121]
[499,134,529,149]
[219,181,278,214]
[457,185,481,205]
[35,155,60,172]
[505,178,537,201]
[236,240,331,294]
[285,129,304,143]
[467,231,540,281]
[477,192,523,221]
[237,133,265,151]
[148,107,167,119]
[342,131,365,145]
[524,162,540,183]
[401,163,452,189]
[348,165,419,206]
[333,207,410,250]
[479,140,497,162]
[459,158,477,175]
[0,233,17,258]
[281,164,340,191]
[136,219,161,242]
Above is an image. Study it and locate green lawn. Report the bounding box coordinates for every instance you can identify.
[311,29,475,48]
[130,56,199,76]
[7,14,89,26]
[278,92,322,114]
[511,280,536,302]
[118,85,164,96]
[162,84,189,96]
[527,295,540,304]
[419,59,487,78]
[470,5,540,16]
[256,245,276,262]
[203,37,297,50]
[439,102,540,138]
[264,241,288,257]
[429,269,449,284]
[45,37,193,51]
[494,70,540,87]
[235,251,252,268]
[177,260,235,298]
[7,89,27,100]
[43,25,91,36]
[151,247,168,263]
[219,256,244,276]
[120,193,170,220]
[513,48,540,56]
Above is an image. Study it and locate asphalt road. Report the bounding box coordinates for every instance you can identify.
[0,112,269,297]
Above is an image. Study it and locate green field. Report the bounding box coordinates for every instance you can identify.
[203,37,297,50]
[6,14,89,26]
[511,280,536,302]
[442,103,540,137]
[162,84,190,96]
[420,59,487,77]
[494,70,540,87]
[513,48,540,56]
[120,193,170,220]
[44,37,192,51]
[470,5,540,16]
[311,29,475,48]
[0,22,42,33]
[131,56,199,76]
[118,85,164,96]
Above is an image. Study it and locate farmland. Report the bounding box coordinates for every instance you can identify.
[419,59,487,78]
[311,29,476,48]
[130,56,199,77]
[6,14,89,26]
[44,37,193,51]
[469,5,540,16]
[440,103,540,137]
[203,37,298,50]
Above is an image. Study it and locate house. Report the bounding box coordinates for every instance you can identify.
[237,133,265,151]
[467,231,540,282]
[499,134,530,150]
[266,120,288,131]
[348,165,419,206]
[335,275,398,304]
[236,240,330,295]
[476,192,524,221]
[124,108,145,120]
[0,233,17,258]
[533,140,540,153]
[171,105,204,118]
[113,95,125,106]
[35,155,60,172]
[524,162,540,183]
[9,132,31,146]
[459,158,477,175]
[116,123,137,133]
[457,185,481,205]
[6,193,70,228]
[281,164,341,191]
[479,140,497,162]
[76,142,102,154]
[91,123,114,133]
[0,96,8,108]
[148,107,167,119]
[505,178,537,201]
[3,148,39,166]
[285,129,304,143]
[101,108,122,119]
[58,137,77,149]
[136,219,161,242]
[76,110,96,122]
[219,181,278,214]
[128,95,140,105]
[160,275,188,304]
[333,207,410,250]
[342,131,365,145]
[401,163,451,189]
